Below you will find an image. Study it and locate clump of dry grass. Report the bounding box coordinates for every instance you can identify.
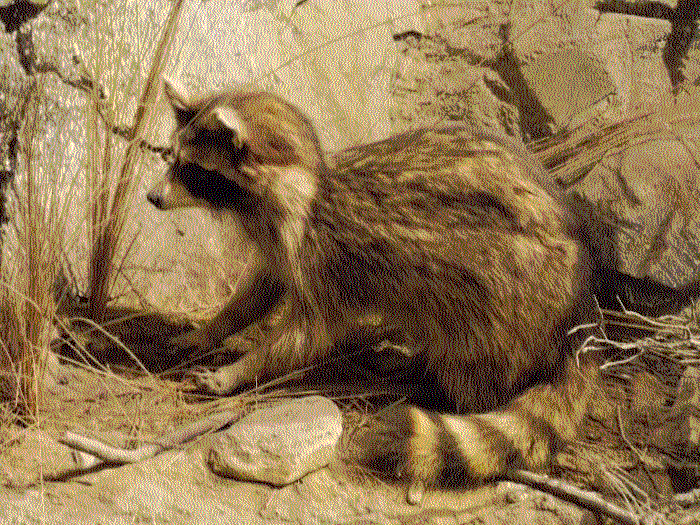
[84,0,186,323]
[0,79,64,417]
[0,0,187,417]
[529,107,700,190]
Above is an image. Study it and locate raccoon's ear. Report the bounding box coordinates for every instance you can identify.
[162,76,196,127]
[213,106,248,152]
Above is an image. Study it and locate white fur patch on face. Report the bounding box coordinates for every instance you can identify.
[213,106,248,150]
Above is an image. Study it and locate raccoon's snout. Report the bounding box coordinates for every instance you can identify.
[147,191,164,209]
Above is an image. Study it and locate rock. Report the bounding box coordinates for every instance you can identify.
[207,396,342,486]
[572,134,700,288]
[520,48,614,129]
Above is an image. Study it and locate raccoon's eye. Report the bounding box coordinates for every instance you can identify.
[173,160,252,210]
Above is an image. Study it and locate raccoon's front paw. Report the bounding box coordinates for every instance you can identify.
[192,364,245,396]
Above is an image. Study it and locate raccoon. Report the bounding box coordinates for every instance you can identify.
[147,79,694,500]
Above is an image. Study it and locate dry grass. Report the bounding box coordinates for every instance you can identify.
[0,79,65,417]
[0,0,187,417]
[530,107,700,190]
[561,308,700,508]
[85,0,186,323]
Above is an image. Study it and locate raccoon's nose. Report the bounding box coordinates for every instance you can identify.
[147,192,163,209]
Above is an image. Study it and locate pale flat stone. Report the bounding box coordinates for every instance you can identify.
[520,48,614,128]
[207,396,342,486]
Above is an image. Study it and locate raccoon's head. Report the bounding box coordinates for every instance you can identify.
[147,78,324,216]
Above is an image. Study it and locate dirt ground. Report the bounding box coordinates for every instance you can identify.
[0,303,699,524]
[2,1,700,524]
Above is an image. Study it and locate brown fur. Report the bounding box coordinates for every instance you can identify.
[146,80,614,498]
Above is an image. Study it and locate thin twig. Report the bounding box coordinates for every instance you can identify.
[58,410,238,467]
[509,470,664,525]
[567,322,600,336]
[674,487,700,507]
[601,349,647,371]
[60,432,163,464]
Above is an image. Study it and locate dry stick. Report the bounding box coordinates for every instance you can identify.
[59,410,238,465]
[60,433,162,464]
[509,470,664,525]
[674,487,700,507]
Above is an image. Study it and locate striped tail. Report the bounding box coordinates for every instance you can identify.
[358,357,599,504]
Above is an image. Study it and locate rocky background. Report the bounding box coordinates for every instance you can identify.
[1,0,700,523]
[1,0,699,305]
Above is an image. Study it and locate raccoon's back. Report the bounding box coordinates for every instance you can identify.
[310,127,581,283]
[327,127,569,230]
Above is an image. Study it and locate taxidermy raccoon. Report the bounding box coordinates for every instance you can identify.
[147,78,700,501]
